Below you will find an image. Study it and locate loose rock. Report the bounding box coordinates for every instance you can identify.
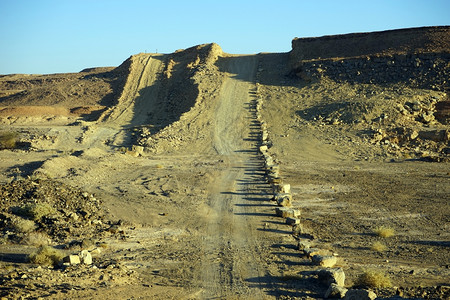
[281,184,291,194]
[325,283,348,298]
[318,268,346,286]
[80,250,93,265]
[304,248,321,258]
[275,207,300,218]
[297,239,312,251]
[274,193,292,207]
[312,255,338,267]
[344,289,376,300]
[292,223,304,236]
[63,255,80,265]
[286,217,301,225]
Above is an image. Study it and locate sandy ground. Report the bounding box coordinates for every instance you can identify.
[0,43,449,299]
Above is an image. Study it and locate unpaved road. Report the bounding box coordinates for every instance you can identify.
[102,54,164,127]
[201,55,269,298]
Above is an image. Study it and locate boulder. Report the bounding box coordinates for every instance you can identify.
[409,130,419,140]
[325,283,348,298]
[269,176,283,185]
[275,207,300,218]
[281,184,291,194]
[297,239,312,251]
[272,182,288,192]
[312,255,338,268]
[292,223,304,235]
[286,217,301,225]
[63,255,80,265]
[304,248,321,258]
[274,193,292,207]
[275,207,290,217]
[80,250,92,265]
[265,157,274,167]
[132,145,145,156]
[288,208,301,218]
[344,289,376,300]
[318,268,346,286]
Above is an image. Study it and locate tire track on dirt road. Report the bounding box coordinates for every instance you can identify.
[200,55,272,299]
[91,54,165,147]
[103,53,165,127]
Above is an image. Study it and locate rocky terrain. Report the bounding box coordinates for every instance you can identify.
[0,27,449,299]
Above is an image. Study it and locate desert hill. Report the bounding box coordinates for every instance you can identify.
[0,27,449,299]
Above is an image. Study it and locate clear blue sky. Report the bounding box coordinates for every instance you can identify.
[1,0,449,74]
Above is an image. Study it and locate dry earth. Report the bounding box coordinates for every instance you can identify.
[0,28,449,299]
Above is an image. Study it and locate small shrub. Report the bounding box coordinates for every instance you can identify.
[14,203,57,221]
[23,232,51,246]
[370,241,387,252]
[374,226,395,238]
[12,218,36,233]
[355,269,392,288]
[348,241,357,248]
[0,132,18,149]
[29,246,65,266]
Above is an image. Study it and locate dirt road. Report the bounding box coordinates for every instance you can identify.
[102,53,164,127]
[98,53,165,145]
[199,55,270,298]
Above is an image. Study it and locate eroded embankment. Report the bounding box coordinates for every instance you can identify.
[290,26,450,92]
[99,43,223,132]
[134,43,226,153]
